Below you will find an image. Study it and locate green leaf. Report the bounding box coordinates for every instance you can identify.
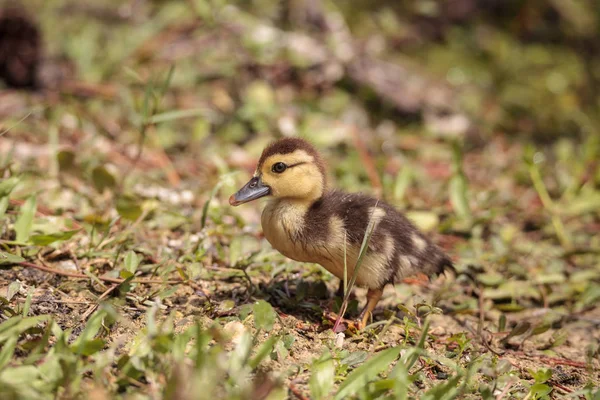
[0,335,17,369]
[23,321,52,364]
[562,191,600,216]
[270,338,288,361]
[248,336,278,370]
[392,359,410,400]
[341,351,368,367]
[421,373,463,399]
[0,252,24,265]
[74,338,105,356]
[57,150,76,171]
[393,166,412,202]
[476,272,504,287]
[530,368,552,383]
[498,314,507,332]
[310,352,335,400]
[30,229,80,246]
[72,311,106,353]
[158,64,175,98]
[405,318,430,370]
[116,196,143,221]
[92,165,117,193]
[449,175,471,219]
[282,334,295,350]
[229,236,243,267]
[141,78,154,122]
[253,300,276,332]
[529,383,552,398]
[6,281,20,301]
[21,288,32,317]
[0,315,50,343]
[531,323,551,336]
[124,251,140,273]
[405,211,439,232]
[229,331,253,375]
[0,176,19,197]
[500,321,531,343]
[334,347,402,400]
[123,66,144,83]
[0,196,9,218]
[549,329,568,349]
[149,108,207,124]
[119,270,134,279]
[201,181,223,229]
[449,142,471,220]
[0,365,39,384]
[14,196,37,243]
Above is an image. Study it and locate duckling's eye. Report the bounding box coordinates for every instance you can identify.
[272,162,287,173]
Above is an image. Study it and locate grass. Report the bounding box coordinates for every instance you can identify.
[1,0,600,399]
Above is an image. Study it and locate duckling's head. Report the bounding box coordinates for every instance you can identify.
[229,138,326,206]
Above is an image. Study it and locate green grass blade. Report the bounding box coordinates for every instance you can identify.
[343,230,348,296]
[14,196,37,243]
[405,318,430,370]
[334,346,401,400]
[345,200,379,301]
[21,288,33,317]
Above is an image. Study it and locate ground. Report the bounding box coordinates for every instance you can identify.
[0,1,599,399]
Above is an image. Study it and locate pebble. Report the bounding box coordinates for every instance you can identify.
[223,321,247,346]
[335,332,345,348]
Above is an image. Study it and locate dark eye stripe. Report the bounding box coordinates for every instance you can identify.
[288,162,306,168]
[271,161,307,173]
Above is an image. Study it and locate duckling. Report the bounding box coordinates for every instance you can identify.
[229,138,453,329]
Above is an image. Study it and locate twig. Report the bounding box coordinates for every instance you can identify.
[16,299,93,305]
[419,358,435,380]
[57,80,118,100]
[509,351,591,369]
[288,383,309,400]
[550,382,573,394]
[17,261,182,284]
[81,283,119,321]
[495,381,514,400]
[478,284,485,338]
[450,315,504,356]
[0,110,32,137]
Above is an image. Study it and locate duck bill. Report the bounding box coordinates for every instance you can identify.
[229,177,271,206]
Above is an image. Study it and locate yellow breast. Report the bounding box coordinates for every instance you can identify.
[261,200,394,290]
[261,199,315,263]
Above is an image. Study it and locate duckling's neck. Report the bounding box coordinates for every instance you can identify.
[263,196,318,233]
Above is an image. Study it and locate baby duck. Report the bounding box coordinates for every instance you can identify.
[230,138,453,329]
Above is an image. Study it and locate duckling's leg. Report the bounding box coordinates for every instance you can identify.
[358,288,383,329]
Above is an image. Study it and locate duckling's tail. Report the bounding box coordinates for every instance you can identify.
[434,254,479,284]
[401,254,454,285]
[436,255,455,275]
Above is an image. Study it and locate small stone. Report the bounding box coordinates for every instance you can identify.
[180,190,194,204]
[430,326,446,336]
[223,321,247,346]
[58,260,77,272]
[335,332,345,348]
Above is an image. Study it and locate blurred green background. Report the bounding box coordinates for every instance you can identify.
[0,0,599,399]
